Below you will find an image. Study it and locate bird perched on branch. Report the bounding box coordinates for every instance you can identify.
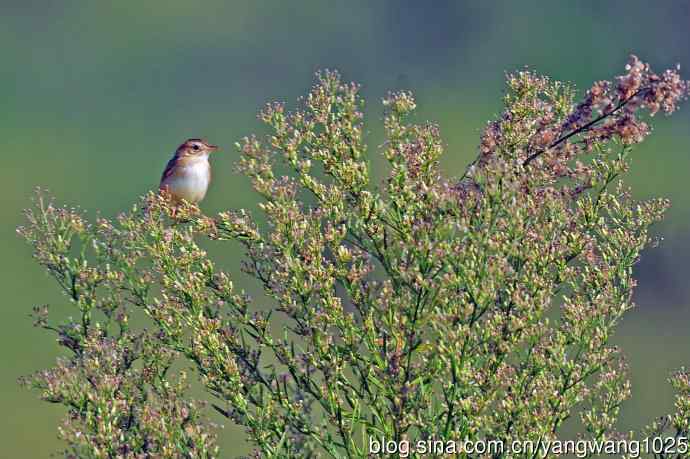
[159,138,219,207]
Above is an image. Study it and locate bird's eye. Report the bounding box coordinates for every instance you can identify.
[192,144,200,151]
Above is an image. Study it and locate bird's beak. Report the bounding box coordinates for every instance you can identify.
[208,144,220,152]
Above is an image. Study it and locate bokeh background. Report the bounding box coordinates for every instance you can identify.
[2,1,689,456]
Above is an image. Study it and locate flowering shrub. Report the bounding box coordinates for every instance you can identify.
[19,56,690,458]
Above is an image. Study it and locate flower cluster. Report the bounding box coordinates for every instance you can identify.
[19,56,690,458]
[18,195,218,458]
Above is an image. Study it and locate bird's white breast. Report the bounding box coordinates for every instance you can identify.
[166,157,210,203]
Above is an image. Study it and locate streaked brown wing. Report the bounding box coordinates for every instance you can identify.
[159,155,178,189]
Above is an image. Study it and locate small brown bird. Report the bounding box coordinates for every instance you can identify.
[159,138,219,206]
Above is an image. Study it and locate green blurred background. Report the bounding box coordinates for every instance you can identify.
[2,1,689,456]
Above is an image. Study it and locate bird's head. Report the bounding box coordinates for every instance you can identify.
[175,139,219,158]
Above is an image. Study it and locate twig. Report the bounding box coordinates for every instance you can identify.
[522,87,646,167]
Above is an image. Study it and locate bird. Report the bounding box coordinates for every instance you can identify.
[159,138,219,209]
